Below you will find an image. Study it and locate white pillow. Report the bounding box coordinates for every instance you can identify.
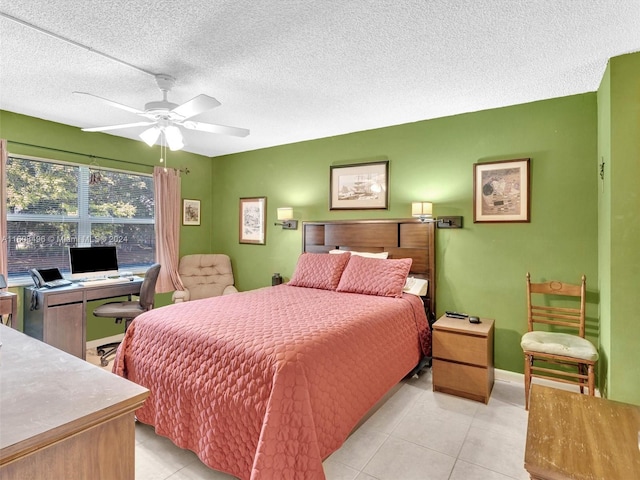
[329,249,389,259]
[403,277,429,296]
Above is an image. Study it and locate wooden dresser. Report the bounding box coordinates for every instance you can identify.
[0,324,149,479]
[0,291,17,328]
[432,315,495,403]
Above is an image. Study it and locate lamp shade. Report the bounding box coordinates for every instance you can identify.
[139,126,161,147]
[411,202,433,217]
[277,207,293,221]
[164,125,184,151]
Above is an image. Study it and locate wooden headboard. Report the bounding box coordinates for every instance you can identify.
[302,218,436,319]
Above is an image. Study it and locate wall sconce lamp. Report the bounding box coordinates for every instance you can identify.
[411,202,433,223]
[274,207,298,230]
[412,201,463,228]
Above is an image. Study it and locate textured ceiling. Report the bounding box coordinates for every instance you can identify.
[1,1,639,157]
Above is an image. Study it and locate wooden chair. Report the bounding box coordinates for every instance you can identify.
[521,273,598,410]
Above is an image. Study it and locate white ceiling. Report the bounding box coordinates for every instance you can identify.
[1,1,639,158]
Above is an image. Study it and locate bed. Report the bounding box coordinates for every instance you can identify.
[114,218,436,480]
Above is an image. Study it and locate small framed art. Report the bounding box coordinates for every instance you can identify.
[183,199,201,226]
[330,160,389,210]
[239,197,266,244]
[473,158,530,223]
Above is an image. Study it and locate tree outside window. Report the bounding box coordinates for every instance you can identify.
[6,156,155,278]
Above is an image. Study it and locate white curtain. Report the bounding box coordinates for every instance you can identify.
[0,140,8,281]
[153,166,184,293]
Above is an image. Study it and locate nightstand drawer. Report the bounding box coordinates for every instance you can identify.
[432,359,494,403]
[433,329,489,367]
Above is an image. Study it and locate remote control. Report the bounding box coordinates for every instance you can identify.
[445,311,468,319]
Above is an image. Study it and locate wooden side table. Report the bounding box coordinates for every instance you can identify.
[525,384,640,479]
[0,292,18,328]
[432,315,495,403]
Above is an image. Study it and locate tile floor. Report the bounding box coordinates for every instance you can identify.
[88,351,529,480]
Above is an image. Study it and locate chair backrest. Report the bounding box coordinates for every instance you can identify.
[526,272,586,337]
[139,263,161,310]
[178,254,235,300]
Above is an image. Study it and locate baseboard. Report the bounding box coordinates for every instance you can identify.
[494,368,523,384]
[86,334,124,350]
[494,368,601,396]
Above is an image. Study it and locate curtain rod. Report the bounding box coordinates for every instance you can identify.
[7,140,189,174]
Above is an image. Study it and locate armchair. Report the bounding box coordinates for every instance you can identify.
[172,254,237,303]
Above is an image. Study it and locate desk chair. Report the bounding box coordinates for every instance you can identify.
[520,273,598,410]
[94,264,161,366]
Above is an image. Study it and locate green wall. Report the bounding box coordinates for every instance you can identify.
[0,110,213,340]
[597,62,612,398]
[5,58,638,403]
[597,52,640,404]
[213,94,599,375]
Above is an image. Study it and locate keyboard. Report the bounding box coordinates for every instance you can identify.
[76,277,132,287]
[44,279,73,288]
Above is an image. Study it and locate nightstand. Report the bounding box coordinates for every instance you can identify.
[432,315,494,403]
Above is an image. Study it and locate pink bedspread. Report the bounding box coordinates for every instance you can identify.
[114,285,430,480]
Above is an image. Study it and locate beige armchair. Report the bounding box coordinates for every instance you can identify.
[172,254,237,303]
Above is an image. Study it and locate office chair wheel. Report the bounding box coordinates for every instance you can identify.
[100,358,109,367]
[97,348,105,356]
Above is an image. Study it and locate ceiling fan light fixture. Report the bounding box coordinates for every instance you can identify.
[164,125,184,151]
[140,126,161,146]
[75,73,248,151]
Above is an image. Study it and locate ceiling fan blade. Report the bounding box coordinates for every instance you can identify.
[74,91,144,115]
[182,120,249,137]
[171,94,221,119]
[82,121,156,132]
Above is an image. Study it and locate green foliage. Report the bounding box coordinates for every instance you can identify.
[7,158,78,215]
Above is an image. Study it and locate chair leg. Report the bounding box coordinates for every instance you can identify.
[588,364,595,396]
[96,342,121,367]
[524,354,532,410]
[578,364,585,394]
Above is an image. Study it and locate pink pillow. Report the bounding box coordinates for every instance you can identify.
[288,252,351,290]
[337,256,412,297]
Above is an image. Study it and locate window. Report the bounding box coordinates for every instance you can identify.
[6,155,155,279]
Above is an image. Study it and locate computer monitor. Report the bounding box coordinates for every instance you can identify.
[68,245,119,280]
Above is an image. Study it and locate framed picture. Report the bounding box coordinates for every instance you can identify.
[183,199,201,226]
[239,197,266,244]
[330,160,389,210]
[473,158,530,223]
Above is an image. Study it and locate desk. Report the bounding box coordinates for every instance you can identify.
[0,324,149,479]
[0,291,18,328]
[23,279,142,359]
[525,384,640,479]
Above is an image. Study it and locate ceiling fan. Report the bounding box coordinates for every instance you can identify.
[74,74,249,151]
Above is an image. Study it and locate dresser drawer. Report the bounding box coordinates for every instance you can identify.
[432,359,493,403]
[433,329,490,367]
[45,290,84,306]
